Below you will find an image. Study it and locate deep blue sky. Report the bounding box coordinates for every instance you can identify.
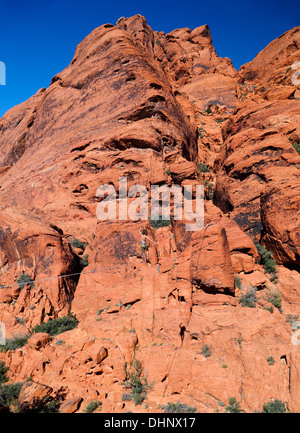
[0,0,299,118]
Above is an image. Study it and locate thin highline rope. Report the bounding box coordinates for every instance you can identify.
[0,263,131,290]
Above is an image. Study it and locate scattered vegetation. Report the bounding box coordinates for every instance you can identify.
[239,287,257,308]
[225,397,242,413]
[32,313,79,337]
[83,400,101,413]
[204,180,214,200]
[237,333,242,349]
[0,361,8,384]
[266,289,282,310]
[122,393,133,402]
[263,305,274,314]
[234,275,242,289]
[286,314,300,327]
[0,335,30,353]
[255,243,277,281]
[0,382,23,407]
[70,238,86,250]
[80,254,89,267]
[161,402,196,413]
[201,344,212,358]
[123,358,149,406]
[197,127,205,139]
[16,273,34,290]
[267,356,275,366]
[293,143,300,155]
[150,215,171,229]
[262,399,286,413]
[198,162,210,173]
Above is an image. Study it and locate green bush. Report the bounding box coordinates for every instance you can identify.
[267,356,275,366]
[263,399,286,413]
[225,397,242,413]
[0,362,8,384]
[255,244,277,280]
[162,402,196,413]
[122,393,133,402]
[150,216,171,229]
[204,180,214,200]
[71,238,86,250]
[0,335,30,353]
[16,273,34,290]
[293,143,300,155]
[83,400,101,413]
[0,382,23,407]
[80,254,89,267]
[123,359,148,406]
[198,162,210,173]
[201,344,212,358]
[239,287,257,308]
[266,290,282,310]
[234,275,242,289]
[32,313,79,336]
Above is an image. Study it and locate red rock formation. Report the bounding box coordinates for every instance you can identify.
[0,15,300,413]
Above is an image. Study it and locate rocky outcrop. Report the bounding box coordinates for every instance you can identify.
[0,15,300,413]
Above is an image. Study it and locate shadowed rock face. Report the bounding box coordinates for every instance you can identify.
[0,15,300,414]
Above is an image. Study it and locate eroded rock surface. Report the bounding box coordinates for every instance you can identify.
[0,16,300,413]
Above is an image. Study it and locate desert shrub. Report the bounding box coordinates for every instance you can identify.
[234,275,242,289]
[197,127,204,139]
[83,400,101,413]
[32,313,79,336]
[293,143,300,155]
[198,162,210,173]
[80,254,89,267]
[70,238,85,250]
[0,382,23,407]
[267,356,275,366]
[123,359,148,405]
[239,287,257,308]
[204,180,214,200]
[0,335,30,352]
[16,273,34,290]
[255,244,277,280]
[0,362,8,384]
[201,344,212,358]
[225,397,242,413]
[162,402,196,413]
[263,399,286,413]
[150,215,171,229]
[122,393,133,402]
[266,290,282,310]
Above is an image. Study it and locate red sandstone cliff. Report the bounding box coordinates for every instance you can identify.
[0,15,300,413]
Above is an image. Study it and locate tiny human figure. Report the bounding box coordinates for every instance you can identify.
[139,228,157,263]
